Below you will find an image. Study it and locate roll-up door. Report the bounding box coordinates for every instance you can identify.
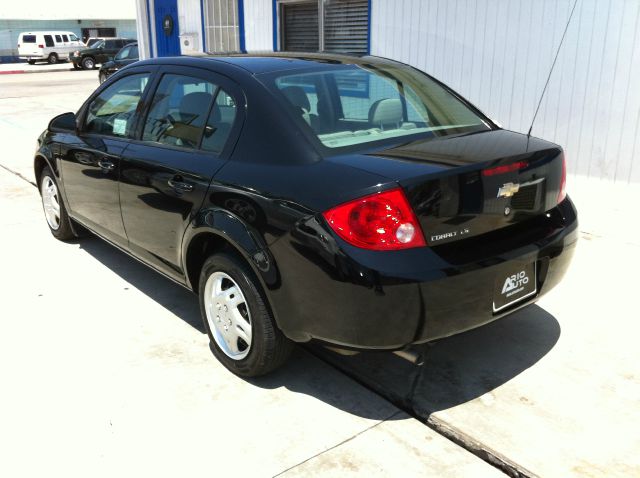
[282,2,319,52]
[324,0,368,54]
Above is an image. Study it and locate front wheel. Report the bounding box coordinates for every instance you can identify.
[39,167,75,241]
[199,253,293,377]
[81,56,95,70]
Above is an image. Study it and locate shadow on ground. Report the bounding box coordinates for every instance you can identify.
[79,236,403,421]
[80,235,560,421]
[314,305,561,418]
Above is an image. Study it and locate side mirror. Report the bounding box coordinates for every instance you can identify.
[48,112,77,133]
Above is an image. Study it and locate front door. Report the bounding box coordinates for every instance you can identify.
[155,0,181,57]
[59,72,153,246]
[119,67,241,280]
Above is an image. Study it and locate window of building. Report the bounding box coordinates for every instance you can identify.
[279,0,369,54]
[204,0,240,53]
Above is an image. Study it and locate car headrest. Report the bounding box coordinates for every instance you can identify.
[368,98,403,128]
[180,92,213,120]
[281,86,310,112]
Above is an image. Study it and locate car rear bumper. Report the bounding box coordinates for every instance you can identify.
[269,197,578,349]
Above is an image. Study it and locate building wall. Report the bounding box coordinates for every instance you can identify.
[244,0,273,51]
[371,0,640,184]
[0,19,137,61]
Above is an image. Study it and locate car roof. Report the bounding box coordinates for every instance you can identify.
[138,52,401,76]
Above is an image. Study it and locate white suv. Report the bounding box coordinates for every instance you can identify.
[18,31,83,64]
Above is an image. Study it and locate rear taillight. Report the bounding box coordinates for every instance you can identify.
[323,188,427,250]
[558,154,567,203]
[38,44,44,49]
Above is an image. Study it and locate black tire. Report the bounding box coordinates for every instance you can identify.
[27,59,36,65]
[81,56,96,70]
[199,252,293,377]
[47,53,58,64]
[39,167,75,241]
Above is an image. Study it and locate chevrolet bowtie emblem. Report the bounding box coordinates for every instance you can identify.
[497,182,520,198]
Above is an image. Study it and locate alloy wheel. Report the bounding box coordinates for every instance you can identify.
[204,271,252,360]
[41,176,61,230]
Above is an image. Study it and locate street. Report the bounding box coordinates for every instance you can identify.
[1,69,639,477]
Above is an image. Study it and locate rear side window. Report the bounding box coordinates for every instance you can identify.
[201,89,237,154]
[62,35,69,42]
[85,73,150,137]
[142,74,216,149]
[44,35,54,47]
[55,35,62,43]
[22,35,36,43]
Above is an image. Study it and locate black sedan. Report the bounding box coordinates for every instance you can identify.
[35,53,578,376]
[98,42,139,84]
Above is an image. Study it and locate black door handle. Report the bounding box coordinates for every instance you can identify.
[168,176,194,193]
[98,159,115,171]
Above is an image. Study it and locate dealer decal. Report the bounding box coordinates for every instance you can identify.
[501,270,530,297]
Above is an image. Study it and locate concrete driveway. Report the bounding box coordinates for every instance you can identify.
[1,69,638,477]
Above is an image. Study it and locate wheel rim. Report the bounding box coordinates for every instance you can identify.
[84,58,94,69]
[41,176,61,230]
[204,271,252,360]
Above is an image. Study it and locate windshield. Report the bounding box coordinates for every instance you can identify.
[267,63,492,150]
[92,40,105,49]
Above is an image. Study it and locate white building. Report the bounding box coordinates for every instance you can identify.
[135,0,640,184]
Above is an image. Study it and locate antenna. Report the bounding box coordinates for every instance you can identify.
[527,0,578,137]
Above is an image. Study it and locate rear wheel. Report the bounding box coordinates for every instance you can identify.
[81,56,95,70]
[39,167,75,241]
[47,53,58,64]
[27,59,36,65]
[199,253,293,377]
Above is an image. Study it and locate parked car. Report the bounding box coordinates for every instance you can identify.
[98,42,138,83]
[69,38,136,70]
[35,53,578,377]
[17,31,83,64]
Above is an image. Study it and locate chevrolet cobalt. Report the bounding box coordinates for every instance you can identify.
[36,53,577,376]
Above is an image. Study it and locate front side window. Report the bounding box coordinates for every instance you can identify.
[104,40,118,49]
[44,35,54,47]
[84,73,150,137]
[270,65,491,149]
[142,74,217,149]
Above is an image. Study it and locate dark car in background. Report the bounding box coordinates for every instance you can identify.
[34,53,577,377]
[99,42,138,83]
[70,38,136,70]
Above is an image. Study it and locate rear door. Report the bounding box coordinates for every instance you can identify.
[58,70,155,247]
[18,34,39,57]
[119,66,243,280]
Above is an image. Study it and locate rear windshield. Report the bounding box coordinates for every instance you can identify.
[22,35,36,43]
[266,63,491,150]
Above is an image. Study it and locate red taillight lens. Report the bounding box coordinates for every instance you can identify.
[323,188,427,250]
[558,154,567,203]
[38,44,44,49]
[482,161,528,177]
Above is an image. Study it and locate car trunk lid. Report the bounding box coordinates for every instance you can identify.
[327,129,565,246]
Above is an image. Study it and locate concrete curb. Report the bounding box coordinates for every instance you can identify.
[0,66,77,75]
